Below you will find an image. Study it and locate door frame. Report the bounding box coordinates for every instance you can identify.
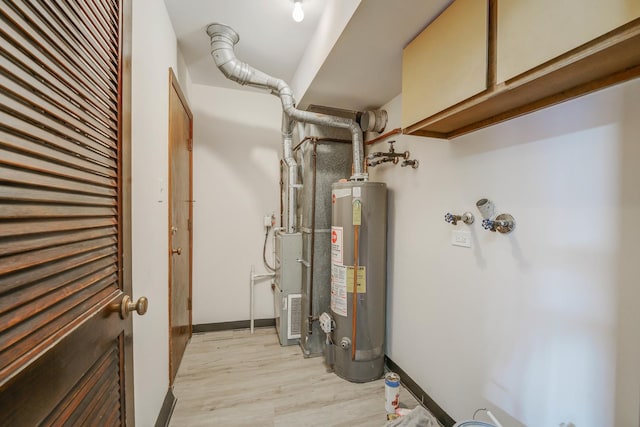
[119,1,134,424]
[118,0,135,426]
[167,68,193,384]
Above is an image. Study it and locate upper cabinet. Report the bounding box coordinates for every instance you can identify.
[402,0,640,139]
[402,0,488,130]
[497,0,640,83]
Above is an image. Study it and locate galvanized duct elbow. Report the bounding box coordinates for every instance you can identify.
[206,23,367,181]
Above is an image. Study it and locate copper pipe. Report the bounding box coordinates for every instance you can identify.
[365,127,402,145]
[307,141,318,335]
[351,223,359,360]
[293,136,313,152]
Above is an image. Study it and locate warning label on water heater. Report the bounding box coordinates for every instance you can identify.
[331,263,347,317]
[346,266,366,293]
[331,226,343,265]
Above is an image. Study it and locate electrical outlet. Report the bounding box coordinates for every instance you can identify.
[451,230,471,248]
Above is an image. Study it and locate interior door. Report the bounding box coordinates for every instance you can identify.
[0,0,139,425]
[168,69,193,385]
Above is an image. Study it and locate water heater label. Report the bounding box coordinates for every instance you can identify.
[352,200,362,225]
[346,266,366,293]
[331,263,347,317]
[331,226,343,264]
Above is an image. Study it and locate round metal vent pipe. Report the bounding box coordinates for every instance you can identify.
[207,23,368,232]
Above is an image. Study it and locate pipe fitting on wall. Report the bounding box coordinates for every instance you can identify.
[366,140,416,168]
[445,212,474,225]
[481,214,516,233]
[475,198,495,219]
[401,159,419,169]
[359,109,388,133]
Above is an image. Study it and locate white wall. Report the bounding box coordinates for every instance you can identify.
[176,49,192,103]
[190,84,282,325]
[131,0,184,424]
[371,79,640,426]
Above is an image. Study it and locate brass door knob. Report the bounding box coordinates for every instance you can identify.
[171,247,182,255]
[116,295,148,319]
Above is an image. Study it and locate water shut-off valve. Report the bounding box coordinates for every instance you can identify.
[476,198,516,234]
[401,159,419,169]
[445,212,474,225]
[481,215,516,234]
[366,140,418,169]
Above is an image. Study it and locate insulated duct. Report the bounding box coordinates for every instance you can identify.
[206,23,368,232]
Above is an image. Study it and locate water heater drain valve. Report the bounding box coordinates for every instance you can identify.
[319,312,333,333]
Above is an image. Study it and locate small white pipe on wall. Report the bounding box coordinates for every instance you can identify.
[249,265,274,334]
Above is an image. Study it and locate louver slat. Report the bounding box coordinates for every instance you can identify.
[1,59,117,141]
[0,270,118,342]
[1,2,118,106]
[0,185,116,206]
[0,218,117,237]
[0,248,117,296]
[0,285,117,375]
[0,146,116,187]
[0,111,117,168]
[1,91,117,158]
[0,255,118,315]
[0,18,117,124]
[43,344,120,427]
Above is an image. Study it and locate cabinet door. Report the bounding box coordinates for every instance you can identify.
[497,0,640,83]
[402,0,488,129]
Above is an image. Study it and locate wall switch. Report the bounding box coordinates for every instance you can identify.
[451,230,471,248]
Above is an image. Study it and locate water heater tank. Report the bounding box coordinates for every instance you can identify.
[329,181,387,382]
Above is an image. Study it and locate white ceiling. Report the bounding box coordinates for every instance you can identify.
[165,0,452,110]
[299,0,453,111]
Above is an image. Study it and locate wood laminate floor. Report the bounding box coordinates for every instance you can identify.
[169,327,422,426]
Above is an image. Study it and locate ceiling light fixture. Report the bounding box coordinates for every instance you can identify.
[292,0,304,22]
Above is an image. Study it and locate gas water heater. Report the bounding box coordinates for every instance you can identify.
[327,181,387,382]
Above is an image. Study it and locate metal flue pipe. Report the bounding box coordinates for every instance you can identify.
[206,23,367,225]
[281,113,297,233]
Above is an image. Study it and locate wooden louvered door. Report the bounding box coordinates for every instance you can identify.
[0,0,135,425]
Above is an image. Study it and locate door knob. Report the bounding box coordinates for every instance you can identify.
[114,295,148,319]
[172,247,182,255]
